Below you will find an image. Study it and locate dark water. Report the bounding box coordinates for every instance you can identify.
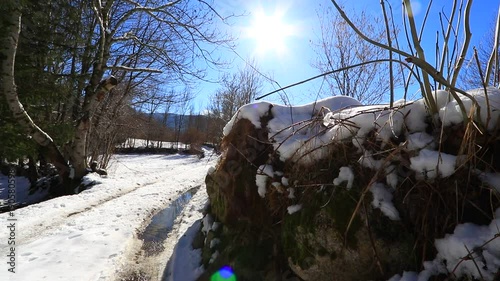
[139,186,199,256]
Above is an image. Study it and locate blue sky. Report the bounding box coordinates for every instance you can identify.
[190,0,499,111]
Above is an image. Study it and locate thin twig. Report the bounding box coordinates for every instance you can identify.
[450,0,473,87]
[256,59,422,101]
[403,0,437,115]
[485,7,500,86]
[344,146,402,240]
[450,233,500,278]
[473,48,492,128]
[439,0,458,82]
[388,3,410,99]
[362,200,385,276]
[380,0,394,107]
[466,244,485,280]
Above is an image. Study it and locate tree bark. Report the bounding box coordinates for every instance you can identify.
[0,1,71,194]
[67,0,118,179]
[69,76,117,179]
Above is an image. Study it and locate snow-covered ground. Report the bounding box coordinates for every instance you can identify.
[0,152,217,281]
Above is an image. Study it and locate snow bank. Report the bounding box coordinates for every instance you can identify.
[390,210,500,281]
[222,88,500,280]
[224,95,362,162]
[163,187,212,281]
[438,87,500,131]
[225,88,500,165]
[224,87,500,191]
[81,172,105,186]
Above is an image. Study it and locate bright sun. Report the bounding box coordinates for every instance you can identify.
[247,10,296,56]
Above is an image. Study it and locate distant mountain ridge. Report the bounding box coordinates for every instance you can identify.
[151,112,210,132]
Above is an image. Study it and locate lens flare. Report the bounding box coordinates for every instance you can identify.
[246,6,297,56]
[210,266,236,281]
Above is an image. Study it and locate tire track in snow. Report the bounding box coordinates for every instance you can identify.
[3,155,207,246]
[0,154,216,281]
[8,177,169,246]
[119,182,210,281]
[65,180,158,218]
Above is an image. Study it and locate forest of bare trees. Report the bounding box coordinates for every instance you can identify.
[0,0,237,194]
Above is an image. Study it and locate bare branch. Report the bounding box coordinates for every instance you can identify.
[485,8,500,85]
[380,0,394,106]
[257,59,423,101]
[106,65,162,73]
[438,0,458,80]
[450,0,473,87]
[403,0,437,114]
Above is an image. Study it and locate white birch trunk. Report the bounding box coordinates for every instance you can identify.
[0,2,71,194]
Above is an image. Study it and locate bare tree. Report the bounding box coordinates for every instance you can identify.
[207,63,263,143]
[87,81,137,167]
[460,15,500,89]
[68,0,233,179]
[172,91,194,149]
[210,63,263,123]
[312,7,397,104]
[1,0,234,191]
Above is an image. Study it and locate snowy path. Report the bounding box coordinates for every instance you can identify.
[0,153,216,281]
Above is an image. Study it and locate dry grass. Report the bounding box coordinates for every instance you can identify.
[209,99,500,279]
[271,104,500,276]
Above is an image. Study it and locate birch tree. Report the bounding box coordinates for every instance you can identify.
[0,0,74,194]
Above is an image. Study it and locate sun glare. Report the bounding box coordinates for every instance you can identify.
[247,9,296,56]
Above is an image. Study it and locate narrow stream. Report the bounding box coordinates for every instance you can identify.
[138,186,200,256]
